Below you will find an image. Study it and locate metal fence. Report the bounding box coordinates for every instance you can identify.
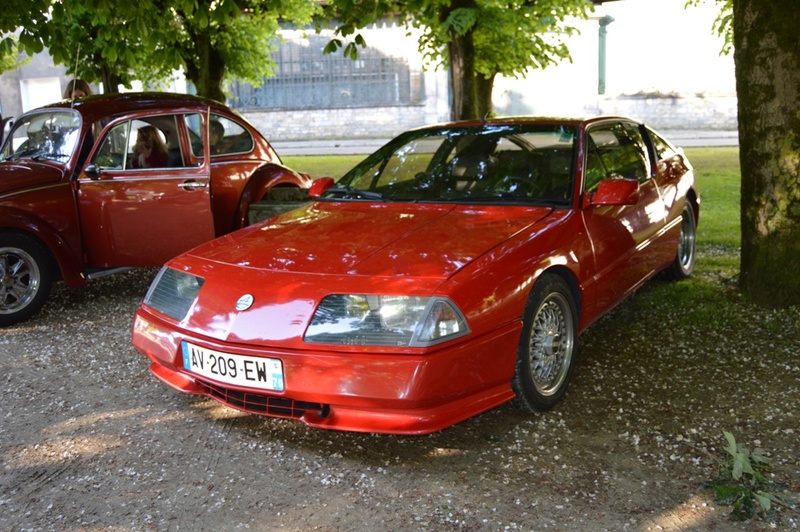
[228,36,425,111]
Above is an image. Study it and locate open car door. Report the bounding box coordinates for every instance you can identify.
[76,110,215,268]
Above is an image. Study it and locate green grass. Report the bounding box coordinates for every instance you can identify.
[684,147,741,250]
[281,154,366,181]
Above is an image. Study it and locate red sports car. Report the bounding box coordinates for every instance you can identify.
[0,92,311,326]
[132,116,699,435]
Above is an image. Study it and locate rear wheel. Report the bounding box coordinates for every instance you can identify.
[0,234,54,326]
[511,273,578,412]
[665,202,696,280]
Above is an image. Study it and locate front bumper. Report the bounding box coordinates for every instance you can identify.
[132,308,522,435]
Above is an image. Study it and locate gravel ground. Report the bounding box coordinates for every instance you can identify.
[1,256,798,531]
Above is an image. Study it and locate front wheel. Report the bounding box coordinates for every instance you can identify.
[664,202,697,280]
[0,234,55,326]
[511,273,578,413]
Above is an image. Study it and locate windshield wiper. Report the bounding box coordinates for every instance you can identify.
[325,186,386,201]
[6,148,46,161]
[32,152,70,161]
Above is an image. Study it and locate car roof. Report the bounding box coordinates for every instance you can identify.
[418,115,639,130]
[38,92,234,124]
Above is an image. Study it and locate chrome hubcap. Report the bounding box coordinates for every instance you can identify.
[679,213,695,267]
[0,249,39,314]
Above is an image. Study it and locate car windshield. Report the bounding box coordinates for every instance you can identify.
[328,124,577,204]
[0,110,81,163]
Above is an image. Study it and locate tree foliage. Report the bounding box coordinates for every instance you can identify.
[0,36,30,74]
[415,0,592,118]
[3,0,316,101]
[326,0,594,120]
[685,0,733,54]
[158,0,317,102]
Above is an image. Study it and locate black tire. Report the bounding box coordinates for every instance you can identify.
[0,234,55,326]
[511,273,578,412]
[664,202,697,280]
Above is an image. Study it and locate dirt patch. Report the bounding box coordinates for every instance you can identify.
[1,265,797,530]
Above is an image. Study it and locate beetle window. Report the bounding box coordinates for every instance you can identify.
[93,116,188,170]
[197,114,254,157]
[0,111,81,162]
[94,121,131,170]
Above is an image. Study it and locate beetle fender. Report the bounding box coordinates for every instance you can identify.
[234,163,312,229]
[0,207,86,286]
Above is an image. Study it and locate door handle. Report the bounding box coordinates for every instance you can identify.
[178,181,209,189]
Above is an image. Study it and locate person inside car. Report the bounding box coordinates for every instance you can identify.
[132,125,169,168]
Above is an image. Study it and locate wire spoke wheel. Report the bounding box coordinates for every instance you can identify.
[528,293,574,396]
[512,273,578,412]
[665,202,696,280]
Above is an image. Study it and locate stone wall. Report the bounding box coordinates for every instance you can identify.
[598,93,738,131]
[241,92,739,141]
[244,104,432,141]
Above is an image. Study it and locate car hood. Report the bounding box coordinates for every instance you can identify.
[0,161,65,194]
[168,201,554,344]
[188,201,553,279]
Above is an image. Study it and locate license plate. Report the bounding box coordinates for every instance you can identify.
[181,342,284,391]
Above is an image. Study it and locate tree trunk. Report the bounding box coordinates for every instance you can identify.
[100,65,122,94]
[733,0,800,307]
[447,26,479,120]
[184,29,227,103]
[475,73,495,119]
[448,31,479,121]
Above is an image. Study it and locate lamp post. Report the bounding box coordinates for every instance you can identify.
[598,15,615,95]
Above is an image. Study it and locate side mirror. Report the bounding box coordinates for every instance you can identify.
[308,177,335,198]
[583,178,639,207]
[84,164,101,180]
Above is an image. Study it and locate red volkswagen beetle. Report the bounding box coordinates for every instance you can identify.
[0,92,310,326]
[132,116,699,434]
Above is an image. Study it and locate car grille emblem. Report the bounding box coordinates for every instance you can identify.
[236,294,254,311]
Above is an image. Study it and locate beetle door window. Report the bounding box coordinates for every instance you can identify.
[94,115,193,170]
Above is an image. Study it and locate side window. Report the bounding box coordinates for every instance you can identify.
[646,127,676,161]
[208,114,254,156]
[584,140,607,193]
[587,123,649,185]
[181,113,206,166]
[93,116,183,170]
[619,123,650,182]
[94,121,130,170]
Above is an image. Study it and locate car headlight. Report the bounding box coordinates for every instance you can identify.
[143,267,205,321]
[304,295,469,347]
